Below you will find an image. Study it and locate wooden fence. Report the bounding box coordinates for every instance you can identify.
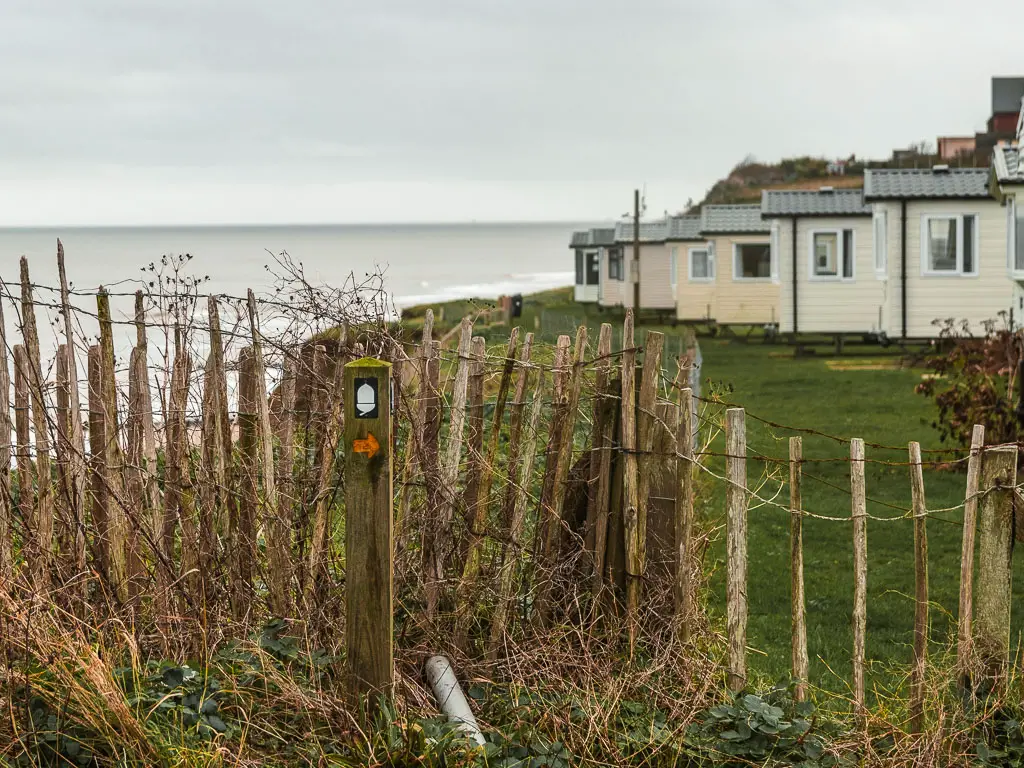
[0,249,1018,718]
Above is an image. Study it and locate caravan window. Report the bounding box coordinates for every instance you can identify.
[585,251,600,285]
[689,247,713,281]
[733,243,772,280]
[809,229,855,280]
[922,214,978,276]
[608,248,623,280]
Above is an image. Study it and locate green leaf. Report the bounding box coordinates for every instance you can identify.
[205,714,229,733]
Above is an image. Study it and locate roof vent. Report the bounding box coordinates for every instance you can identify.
[932,164,950,173]
[818,185,835,193]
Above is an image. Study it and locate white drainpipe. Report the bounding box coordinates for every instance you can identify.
[423,655,486,747]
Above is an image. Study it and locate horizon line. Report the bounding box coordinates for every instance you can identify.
[0,218,614,231]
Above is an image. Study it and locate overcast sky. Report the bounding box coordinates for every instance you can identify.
[0,0,1019,225]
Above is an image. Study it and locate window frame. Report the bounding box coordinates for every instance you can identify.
[920,213,980,277]
[608,248,623,281]
[873,209,888,279]
[1008,198,1024,276]
[584,250,600,286]
[574,250,584,285]
[807,228,856,282]
[688,245,714,282]
[731,241,773,282]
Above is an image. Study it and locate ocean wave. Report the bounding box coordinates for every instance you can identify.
[394,271,573,308]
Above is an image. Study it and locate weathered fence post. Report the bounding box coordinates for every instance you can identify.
[489,367,545,659]
[86,345,108,579]
[974,445,1017,693]
[725,407,747,691]
[344,356,394,705]
[632,330,664,623]
[587,324,615,598]
[0,301,11,585]
[234,347,259,619]
[676,387,694,639]
[97,288,128,602]
[908,441,928,734]
[620,311,640,638]
[789,436,808,701]
[247,290,288,617]
[425,318,472,619]
[957,424,985,684]
[850,437,867,723]
[13,346,34,576]
[56,242,87,593]
[21,260,54,589]
[459,328,520,619]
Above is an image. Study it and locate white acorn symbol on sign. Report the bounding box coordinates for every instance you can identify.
[356,382,376,415]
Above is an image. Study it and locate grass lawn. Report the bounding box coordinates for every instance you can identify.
[696,337,1024,703]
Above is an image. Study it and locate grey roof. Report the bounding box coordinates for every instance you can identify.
[993,76,1024,113]
[699,204,769,235]
[863,168,992,200]
[569,227,617,248]
[761,188,870,217]
[993,145,1024,184]
[666,214,702,241]
[615,218,668,243]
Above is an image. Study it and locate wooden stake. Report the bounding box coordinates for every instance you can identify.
[551,326,587,554]
[56,242,87,590]
[676,387,695,638]
[532,334,571,625]
[419,340,443,616]
[851,437,868,722]
[789,436,808,701]
[96,287,127,601]
[974,445,1017,693]
[632,330,664,616]
[247,290,288,617]
[586,324,614,597]
[166,335,196,608]
[344,357,394,704]
[234,346,259,618]
[206,297,232,539]
[14,346,34,576]
[461,336,487,540]
[454,335,487,633]
[426,318,472,617]
[125,292,156,599]
[86,345,109,579]
[725,407,747,691]
[276,352,297,608]
[305,360,346,613]
[460,328,520,608]
[908,441,928,734]
[620,310,643,638]
[20,260,54,589]
[956,424,985,683]
[489,368,545,659]
[0,300,12,585]
[493,332,534,587]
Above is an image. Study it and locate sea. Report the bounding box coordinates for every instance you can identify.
[0,221,589,372]
[0,222,584,311]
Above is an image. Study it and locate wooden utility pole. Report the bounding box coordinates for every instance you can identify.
[344,357,394,706]
[632,189,641,313]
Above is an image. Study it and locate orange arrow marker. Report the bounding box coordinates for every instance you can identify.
[353,432,380,459]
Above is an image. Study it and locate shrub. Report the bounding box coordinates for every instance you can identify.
[916,316,1023,452]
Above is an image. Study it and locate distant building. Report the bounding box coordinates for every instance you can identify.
[826,159,847,176]
[937,136,976,161]
[975,76,1024,162]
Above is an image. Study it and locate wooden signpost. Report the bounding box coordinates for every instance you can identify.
[344,357,395,707]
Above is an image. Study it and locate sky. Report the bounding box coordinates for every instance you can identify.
[1,0,1020,226]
